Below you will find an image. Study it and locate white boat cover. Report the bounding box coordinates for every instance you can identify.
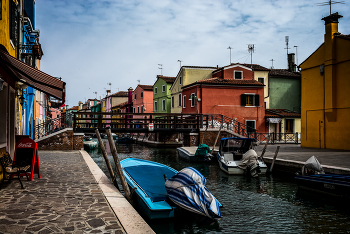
[165,167,221,219]
[302,156,325,175]
[237,149,259,170]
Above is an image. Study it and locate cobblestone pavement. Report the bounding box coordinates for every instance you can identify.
[0,151,126,234]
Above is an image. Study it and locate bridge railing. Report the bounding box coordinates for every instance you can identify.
[73,112,203,132]
[34,112,73,140]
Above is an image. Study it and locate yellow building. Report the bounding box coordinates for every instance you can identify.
[170,66,216,113]
[300,13,350,150]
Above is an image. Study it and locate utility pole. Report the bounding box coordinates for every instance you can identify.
[270,59,275,69]
[227,46,232,64]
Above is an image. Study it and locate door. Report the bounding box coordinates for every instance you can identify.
[285,119,294,133]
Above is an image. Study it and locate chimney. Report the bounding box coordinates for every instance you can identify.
[287,53,296,72]
[128,87,133,112]
[106,90,111,96]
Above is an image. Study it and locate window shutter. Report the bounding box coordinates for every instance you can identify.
[241,94,246,106]
[255,95,260,106]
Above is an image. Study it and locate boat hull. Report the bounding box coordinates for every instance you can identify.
[177,147,213,162]
[120,158,177,219]
[83,141,97,150]
[295,174,350,198]
[217,154,267,175]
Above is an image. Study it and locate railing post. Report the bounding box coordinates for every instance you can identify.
[296,132,299,144]
[238,122,240,135]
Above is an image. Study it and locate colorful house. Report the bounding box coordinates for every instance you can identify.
[299,12,350,150]
[153,75,175,113]
[182,63,266,132]
[170,66,216,113]
[265,109,301,135]
[133,84,153,114]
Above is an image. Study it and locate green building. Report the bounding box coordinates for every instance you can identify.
[153,75,175,113]
[268,69,301,113]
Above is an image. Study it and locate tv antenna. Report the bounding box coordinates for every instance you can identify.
[107,82,112,91]
[158,64,163,75]
[294,46,299,66]
[316,1,345,15]
[227,46,232,64]
[285,36,290,55]
[137,79,140,84]
[93,91,97,99]
[177,60,182,69]
[270,59,275,69]
[248,44,254,65]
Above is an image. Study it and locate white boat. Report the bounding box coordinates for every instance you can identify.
[217,137,267,177]
[177,144,214,162]
[83,136,98,150]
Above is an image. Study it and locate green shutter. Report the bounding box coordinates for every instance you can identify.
[254,95,260,106]
[241,94,246,106]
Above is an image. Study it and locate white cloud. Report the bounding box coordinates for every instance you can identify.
[35,0,350,106]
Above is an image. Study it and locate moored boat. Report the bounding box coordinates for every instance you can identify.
[177,144,214,162]
[120,158,177,219]
[83,136,98,150]
[217,137,267,177]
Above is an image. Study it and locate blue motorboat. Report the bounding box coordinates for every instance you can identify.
[120,158,222,220]
[120,158,177,219]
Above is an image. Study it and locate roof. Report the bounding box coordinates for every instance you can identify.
[138,85,153,91]
[213,63,270,73]
[110,91,128,97]
[69,106,79,110]
[182,78,265,89]
[265,109,301,118]
[157,75,176,83]
[336,33,350,41]
[269,69,301,78]
[0,45,66,101]
[112,101,129,108]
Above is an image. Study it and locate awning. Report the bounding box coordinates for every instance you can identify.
[267,118,282,123]
[0,45,65,101]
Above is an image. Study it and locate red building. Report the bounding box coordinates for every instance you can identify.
[132,85,153,114]
[182,64,266,132]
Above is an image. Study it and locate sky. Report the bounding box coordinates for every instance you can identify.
[35,0,350,108]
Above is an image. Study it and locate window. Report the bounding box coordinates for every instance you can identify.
[141,105,144,113]
[155,87,158,94]
[179,76,182,85]
[154,101,158,112]
[10,1,19,46]
[134,93,137,99]
[245,120,256,133]
[285,119,294,133]
[137,106,140,113]
[191,93,195,107]
[183,95,186,108]
[258,77,265,84]
[241,94,259,107]
[162,99,165,111]
[171,96,174,108]
[141,91,143,98]
[162,85,165,92]
[178,94,182,107]
[133,107,135,113]
[234,71,242,79]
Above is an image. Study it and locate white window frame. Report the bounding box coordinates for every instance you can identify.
[178,93,182,107]
[258,77,265,85]
[245,120,256,133]
[183,95,186,108]
[234,70,243,79]
[162,99,165,111]
[162,85,165,92]
[243,93,257,107]
[171,96,174,108]
[155,87,158,94]
[191,93,195,107]
[154,101,158,112]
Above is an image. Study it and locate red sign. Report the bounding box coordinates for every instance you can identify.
[148,123,154,131]
[14,138,41,181]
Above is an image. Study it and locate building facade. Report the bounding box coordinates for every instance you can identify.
[153,75,175,114]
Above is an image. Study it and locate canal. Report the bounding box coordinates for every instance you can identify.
[86,139,350,233]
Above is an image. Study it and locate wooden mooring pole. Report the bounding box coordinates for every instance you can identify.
[105,127,132,203]
[270,145,280,172]
[211,123,223,155]
[94,128,120,191]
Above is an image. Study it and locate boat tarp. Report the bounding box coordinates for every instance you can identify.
[195,144,211,156]
[124,164,177,202]
[165,167,221,219]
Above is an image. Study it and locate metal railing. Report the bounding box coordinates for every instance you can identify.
[255,132,300,144]
[34,112,73,140]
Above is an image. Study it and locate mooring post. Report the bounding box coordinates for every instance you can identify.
[260,136,270,162]
[211,123,223,154]
[105,128,132,203]
[94,128,120,191]
[270,145,280,172]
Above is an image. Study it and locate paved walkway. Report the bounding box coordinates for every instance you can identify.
[0,151,153,234]
[256,144,350,174]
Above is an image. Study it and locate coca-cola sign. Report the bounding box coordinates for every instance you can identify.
[18,142,33,148]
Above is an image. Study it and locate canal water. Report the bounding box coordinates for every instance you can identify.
[86,140,350,233]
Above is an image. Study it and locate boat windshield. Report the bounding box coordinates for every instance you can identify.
[220,138,254,154]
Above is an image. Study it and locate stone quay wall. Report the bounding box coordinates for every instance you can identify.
[35,128,84,150]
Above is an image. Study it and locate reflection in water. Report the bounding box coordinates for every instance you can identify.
[87,141,350,233]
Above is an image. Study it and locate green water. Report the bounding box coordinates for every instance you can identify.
[87,140,350,233]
